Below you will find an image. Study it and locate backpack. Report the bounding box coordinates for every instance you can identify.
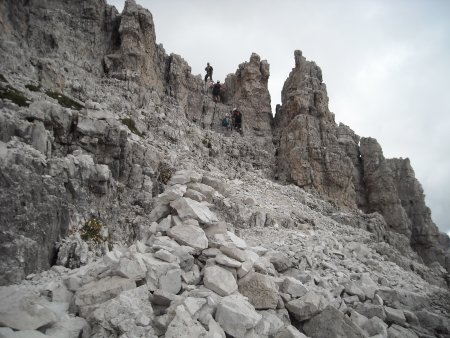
[222,117,229,127]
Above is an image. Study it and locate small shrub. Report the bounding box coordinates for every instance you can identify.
[121,118,143,137]
[158,162,173,185]
[25,84,41,92]
[80,218,105,243]
[0,85,29,107]
[0,74,7,83]
[45,90,83,110]
[202,138,211,148]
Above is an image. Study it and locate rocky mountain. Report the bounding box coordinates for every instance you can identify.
[0,0,449,337]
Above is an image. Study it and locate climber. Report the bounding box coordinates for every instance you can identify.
[204,62,213,82]
[212,81,221,102]
[232,108,242,132]
[222,112,231,130]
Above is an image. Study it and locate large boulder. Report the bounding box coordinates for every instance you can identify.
[203,265,238,296]
[170,197,219,226]
[165,305,207,338]
[238,272,279,309]
[74,276,135,317]
[285,291,327,322]
[303,305,367,338]
[0,287,58,330]
[91,286,155,337]
[215,294,262,338]
[167,223,209,251]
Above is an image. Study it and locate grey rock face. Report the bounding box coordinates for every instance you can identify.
[0,287,58,330]
[272,50,448,271]
[0,6,449,338]
[274,50,357,209]
[224,53,273,138]
[303,305,367,338]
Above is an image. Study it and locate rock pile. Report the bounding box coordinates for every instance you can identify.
[0,169,449,337]
[0,0,450,337]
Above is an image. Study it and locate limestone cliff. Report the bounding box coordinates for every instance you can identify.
[274,50,357,209]
[0,0,448,287]
[275,51,449,270]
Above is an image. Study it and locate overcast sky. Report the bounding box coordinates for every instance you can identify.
[108,0,450,235]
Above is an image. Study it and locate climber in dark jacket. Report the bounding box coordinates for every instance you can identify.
[204,62,213,82]
[233,108,242,131]
[212,81,221,102]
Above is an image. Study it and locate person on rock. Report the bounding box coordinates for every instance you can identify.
[204,62,213,82]
[212,80,222,102]
[232,108,242,132]
[222,112,231,131]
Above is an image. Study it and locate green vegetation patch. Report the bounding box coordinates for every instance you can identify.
[121,117,143,137]
[0,74,7,83]
[158,162,174,185]
[25,84,41,92]
[80,218,106,243]
[0,85,30,107]
[202,138,212,148]
[45,90,83,110]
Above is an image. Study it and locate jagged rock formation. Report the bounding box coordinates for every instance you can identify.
[224,53,273,138]
[274,51,449,270]
[274,50,356,209]
[0,0,449,336]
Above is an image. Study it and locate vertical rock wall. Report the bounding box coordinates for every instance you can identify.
[275,51,448,268]
[224,53,273,138]
[274,50,357,209]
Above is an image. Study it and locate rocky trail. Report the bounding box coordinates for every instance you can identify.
[0,0,449,337]
[1,169,449,338]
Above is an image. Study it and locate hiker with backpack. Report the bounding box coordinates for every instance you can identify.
[232,108,242,132]
[204,62,213,82]
[222,112,231,131]
[212,81,222,102]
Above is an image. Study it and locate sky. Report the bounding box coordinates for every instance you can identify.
[107,0,450,236]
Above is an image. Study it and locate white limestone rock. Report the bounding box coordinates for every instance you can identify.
[167,223,209,251]
[238,272,279,310]
[215,294,262,338]
[170,197,219,226]
[157,184,188,204]
[385,306,406,326]
[219,244,248,262]
[303,305,367,338]
[112,256,147,281]
[255,310,285,337]
[203,265,238,296]
[74,276,135,317]
[275,325,308,338]
[0,287,58,331]
[214,253,242,268]
[280,276,308,298]
[387,324,419,338]
[142,254,182,294]
[154,249,179,263]
[91,286,155,338]
[356,273,378,300]
[45,316,90,338]
[165,305,207,338]
[285,291,327,322]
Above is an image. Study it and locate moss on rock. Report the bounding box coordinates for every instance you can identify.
[45,90,83,110]
[0,85,30,107]
[121,117,143,137]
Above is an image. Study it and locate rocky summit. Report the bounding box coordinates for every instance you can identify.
[0,0,449,337]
